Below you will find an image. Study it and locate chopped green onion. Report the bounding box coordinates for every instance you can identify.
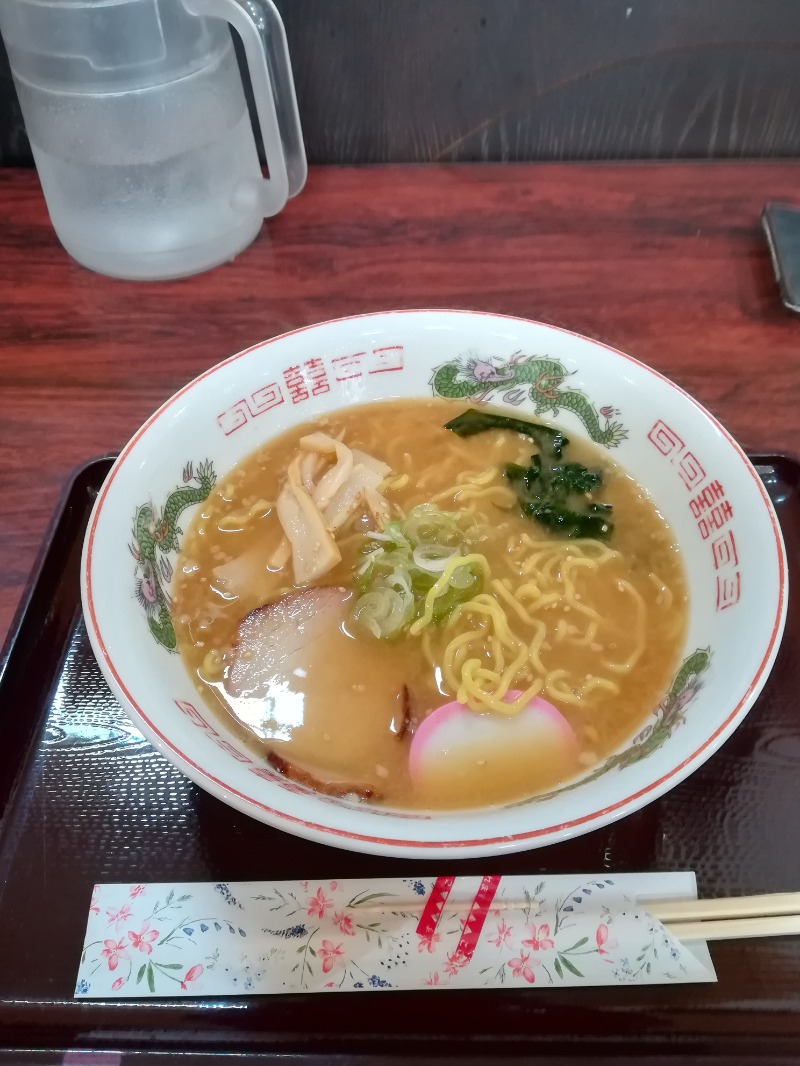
[412,543,459,572]
[350,504,486,639]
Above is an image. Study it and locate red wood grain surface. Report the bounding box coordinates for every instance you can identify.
[1,162,798,646]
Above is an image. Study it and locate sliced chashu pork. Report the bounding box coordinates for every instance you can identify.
[224,587,410,798]
[266,750,376,801]
[226,587,348,701]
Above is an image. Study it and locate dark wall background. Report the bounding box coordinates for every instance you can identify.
[1,0,799,165]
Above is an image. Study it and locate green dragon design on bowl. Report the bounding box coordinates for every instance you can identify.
[431,351,628,448]
[130,459,217,651]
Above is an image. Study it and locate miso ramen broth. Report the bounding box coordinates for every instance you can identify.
[172,398,688,809]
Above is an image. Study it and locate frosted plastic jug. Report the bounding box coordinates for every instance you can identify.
[0,0,306,280]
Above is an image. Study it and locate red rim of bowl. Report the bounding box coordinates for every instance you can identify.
[82,310,788,852]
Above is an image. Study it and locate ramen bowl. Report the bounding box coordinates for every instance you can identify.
[81,310,787,858]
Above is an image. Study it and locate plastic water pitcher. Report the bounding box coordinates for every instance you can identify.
[0,0,306,280]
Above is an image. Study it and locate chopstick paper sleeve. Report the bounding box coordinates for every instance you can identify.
[75,873,716,997]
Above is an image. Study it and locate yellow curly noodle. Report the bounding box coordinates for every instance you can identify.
[603,579,647,675]
[406,464,655,718]
[648,570,673,609]
[173,396,688,811]
[428,466,518,509]
[381,473,410,492]
[425,525,652,716]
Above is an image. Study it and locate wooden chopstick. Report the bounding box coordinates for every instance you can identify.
[666,913,800,943]
[358,891,800,942]
[648,891,800,924]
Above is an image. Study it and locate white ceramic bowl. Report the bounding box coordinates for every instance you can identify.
[81,310,788,858]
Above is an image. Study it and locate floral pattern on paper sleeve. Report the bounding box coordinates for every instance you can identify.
[76,875,715,997]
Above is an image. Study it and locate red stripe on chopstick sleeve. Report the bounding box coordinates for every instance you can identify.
[416,876,456,937]
[454,874,502,961]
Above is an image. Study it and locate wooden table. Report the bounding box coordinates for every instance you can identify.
[1,162,798,646]
[2,160,800,1061]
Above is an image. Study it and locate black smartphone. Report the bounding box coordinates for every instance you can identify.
[762,202,800,313]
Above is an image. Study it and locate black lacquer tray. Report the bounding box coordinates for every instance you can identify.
[2,456,800,1065]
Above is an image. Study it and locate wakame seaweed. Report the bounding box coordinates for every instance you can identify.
[443,408,567,457]
[444,407,613,539]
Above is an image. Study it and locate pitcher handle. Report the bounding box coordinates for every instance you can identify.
[182,0,307,217]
